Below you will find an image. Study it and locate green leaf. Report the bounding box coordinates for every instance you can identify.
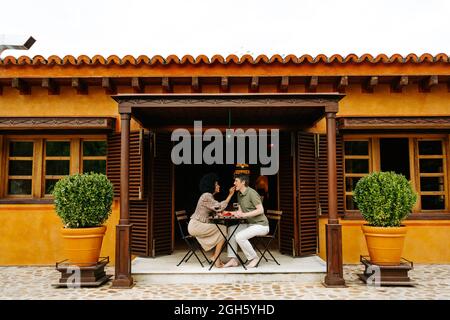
[353,171,417,227]
[52,173,114,228]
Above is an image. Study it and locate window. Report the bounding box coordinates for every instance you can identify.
[417,140,447,210]
[7,141,34,196]
[82,140,107,174]
[1,135,107,200]
[344,139,371,210]
[343,135,449,213]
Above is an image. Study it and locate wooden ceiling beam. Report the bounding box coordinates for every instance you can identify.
[42,78,59,95]
[0,84,3,96]
[71,78,88,95]
[250,76,259,92]
[420,75,438,92]
[191,77,200,93]
[391,76,408,93]
[132,77,144,93]
[335,76,348,93]
[162,77,172,93]
[279,76,289,92]
[306,76,318,92]
[102,77,117,94]
[362,76,378,93]
[221,76,229,92]
[12,78,30,95]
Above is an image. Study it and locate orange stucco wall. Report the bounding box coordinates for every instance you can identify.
[318,217,450,264]
[1,61,450,265]
[0,201,119,265]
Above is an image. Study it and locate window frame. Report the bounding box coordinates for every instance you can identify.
[343,137,372,213]
[5,139,38,198]
[343,133,450,216]
[0,134,107,201]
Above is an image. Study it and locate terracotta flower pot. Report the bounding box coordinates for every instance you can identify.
[361,225,406,266]
[61,226,106,267]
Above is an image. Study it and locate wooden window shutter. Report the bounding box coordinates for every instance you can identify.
[129,131,152,256]
[107,130,146,200]
[149,131,173,257]
[106,131,121,198]
[318,134,345,215]
[107,129,152,256]
[297,132,318,256]
[279,131,298,256]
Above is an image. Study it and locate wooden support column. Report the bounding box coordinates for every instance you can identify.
[112,111,134,288]
[324,110,346,287]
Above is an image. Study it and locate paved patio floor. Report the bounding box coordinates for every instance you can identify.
[1,264,450,300]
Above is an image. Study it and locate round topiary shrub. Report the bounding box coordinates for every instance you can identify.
[53,173,114,228]
[353,171,417,227]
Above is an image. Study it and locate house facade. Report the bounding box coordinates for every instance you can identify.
[1,54,449,280]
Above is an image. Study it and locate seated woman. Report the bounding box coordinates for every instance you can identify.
[188,173,235,268]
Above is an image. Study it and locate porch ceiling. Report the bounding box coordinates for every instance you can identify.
[112,93,344,129]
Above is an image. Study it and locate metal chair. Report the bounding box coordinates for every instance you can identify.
[251,210,283,267]
[175,210,211,267]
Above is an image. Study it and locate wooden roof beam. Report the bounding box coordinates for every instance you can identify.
[306,76,318,92]
[162,77,172,93]
[42,78,59,95]
[102,77,117,94]
[221,76,229,92]
[0,84,3,96]
[335,76,348,93]
[279,76,289,92]
[12,78,30,95]
[132,77,144,93]
[250,76,259,92]
[71,78,88,95]
[191,77,200,93]
[391,76,408,93]
[362,76,378,93]
[420,75,438,92]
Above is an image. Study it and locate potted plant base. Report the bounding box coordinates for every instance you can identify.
[357,255,416,286]
[52,256,112,288]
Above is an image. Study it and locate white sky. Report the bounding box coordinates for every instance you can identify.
[0,0,449,58]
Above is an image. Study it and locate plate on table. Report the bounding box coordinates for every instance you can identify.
[222,211,233,217]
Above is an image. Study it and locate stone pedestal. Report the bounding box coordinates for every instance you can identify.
[52,257,112,288]
[358,255,416,286]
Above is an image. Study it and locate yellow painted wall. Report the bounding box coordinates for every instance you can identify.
[1,64,450,265]
[318,217,450,264]
[0,200,119,265]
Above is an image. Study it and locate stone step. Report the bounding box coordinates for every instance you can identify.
[133,272,324,284]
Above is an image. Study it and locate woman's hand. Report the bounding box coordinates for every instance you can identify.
[228,186,236,196]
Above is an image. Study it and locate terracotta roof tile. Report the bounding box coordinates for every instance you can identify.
[0,53,449,66]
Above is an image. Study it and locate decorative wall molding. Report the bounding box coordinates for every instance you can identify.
[0,117,115,130]
[114,93,344,110]
[337,116,450,130]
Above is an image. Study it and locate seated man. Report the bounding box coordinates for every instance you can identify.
[224,173,269,268]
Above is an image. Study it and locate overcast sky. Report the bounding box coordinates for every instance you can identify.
[1,0,449,58]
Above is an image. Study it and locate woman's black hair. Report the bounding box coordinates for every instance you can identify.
[199,172,219,194]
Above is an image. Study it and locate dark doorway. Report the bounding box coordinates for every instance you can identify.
[174,163,279,249]
[380,138,410,179]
